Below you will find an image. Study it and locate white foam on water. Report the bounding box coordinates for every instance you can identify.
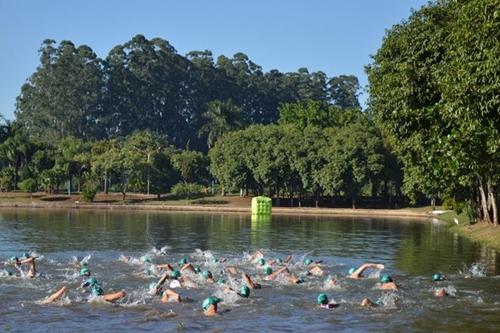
[376,293,399,309]
[459,263,487,278]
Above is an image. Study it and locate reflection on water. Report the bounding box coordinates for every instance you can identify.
[0,209,499,332]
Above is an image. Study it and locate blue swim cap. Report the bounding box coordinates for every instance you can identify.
[380,274,393,283]
[317,293,328,305]
[202,270,213,279]
[80,267,91,276]
[202,296,222,310]
[257,258,266,266]
[304,259,313,265]
[178,257,188,265]
[432,273,444,281]
[348,268,356,275]
[22,252,31,259]
[239,285,250,298]
[264,267,273,275]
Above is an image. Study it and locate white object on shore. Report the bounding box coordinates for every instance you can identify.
[453,218,459,225]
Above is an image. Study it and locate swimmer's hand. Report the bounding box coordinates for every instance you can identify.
[376,264,385,270]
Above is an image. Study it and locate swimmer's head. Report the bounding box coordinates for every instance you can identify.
[202,270,213,279]
[9,256,18,263]
[217,278,226,285]
[194,266,201,273]
[80,267,91,276]
[275,258,283,264]
[317,293,328,305]
[304,259,313,265]
[171,270,181,279]
[264,267,273,276]
[257,258,266,266]
[239,285,250,298]
[22,252,31,259]
[380,274,393,283]
[178,257,188,265]
[141,255,152,264]
[143,267,153,275]
[348,268,356,275]
[212,257,219,263]
[202,296,222,310]
[432,273,444,281]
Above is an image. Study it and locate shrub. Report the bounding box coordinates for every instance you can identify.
[0,167,15,191]
[442,197,455,210]
[81,174,100,202]
[171,182,206,199]
[19,178,37,197]
[462,201,477,225]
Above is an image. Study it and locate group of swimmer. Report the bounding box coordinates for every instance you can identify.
[4,249,450,316]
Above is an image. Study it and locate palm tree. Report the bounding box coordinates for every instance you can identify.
[198,99,244,149]
[0,120,32,188]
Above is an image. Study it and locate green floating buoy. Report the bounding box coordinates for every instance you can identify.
[251,196,272,215]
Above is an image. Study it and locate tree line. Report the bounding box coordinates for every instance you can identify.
[367,0,499,224]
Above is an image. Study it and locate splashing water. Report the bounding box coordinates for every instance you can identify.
[459,263,487,278]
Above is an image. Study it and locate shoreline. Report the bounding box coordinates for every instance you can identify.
[0,200,433,219]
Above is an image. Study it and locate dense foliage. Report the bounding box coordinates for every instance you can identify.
[367,0,499,223]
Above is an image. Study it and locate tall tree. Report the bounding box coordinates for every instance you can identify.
[198,99,244,149]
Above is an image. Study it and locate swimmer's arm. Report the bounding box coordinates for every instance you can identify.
[20,257,35,265]
[283,255,292,264]
[250,250,264,261]
[350,263,384,278]
[266,267,288,280]
[157,263,174,271]
[42,286,68,304]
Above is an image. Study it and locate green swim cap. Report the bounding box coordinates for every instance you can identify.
[91,284,104,296]
[141,255,152,264]
[348,268,356,275]
[257,258,266,266]
[194,266,201,273]
[171,270,181,279]
[213,257,219,263]
[9,256,18,263]
[432,273,444,281]
[264,266,273,275]
[87,277,99,286]
[80,267,91,276]
[202,270,213,279]
[239,285,250,298]
[217,278,226,285]
[317,293,328,305]
[178,257,188,265]
[380,274,393,283]
[22,252,31,258]
[304,259,313,265]
[202,296,222,310]
[144,267,153,275]
[275,258,283,264]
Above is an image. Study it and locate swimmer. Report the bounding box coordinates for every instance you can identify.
[82,277,126,302]
[360,298,376,307]
[432,273,446,282]
[180,263,196,274]
[242,272,261,289]
[308,265,324,276]
[80,267,91,277]
[202,296,222,316]
[304,258,322,266]
[178,257,189,265]
[249,250,264,262]
[202,270,215,283]
[317,293,339,309]
[265,267,303,284]
[41,286,69,304]
[156,263,174,271]
[435,287,448,297]
[224,285,251,298]
[256,258,267,268]
[377,274,398,290]
[226,266,238,275]
[12,253,37,278]
[348,263,385,279]
[161,289,182,303]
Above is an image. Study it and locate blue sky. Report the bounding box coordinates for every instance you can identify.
[0,0,428,119]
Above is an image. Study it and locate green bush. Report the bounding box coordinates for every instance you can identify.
[462,201,477,225]
[442,197,455,210]
[19,178,37,195]
[81,175,99,202]
[171,182,206,199]
[0,167,15,191]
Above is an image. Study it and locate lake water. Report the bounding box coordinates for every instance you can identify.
[0,209,499,332]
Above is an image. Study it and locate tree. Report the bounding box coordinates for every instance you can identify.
[16,40,105,141]
[198,99,244,149]
[172,150,209,184]
[328,75,361,109]
[19,178,37,199]
[0,121,33,189]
